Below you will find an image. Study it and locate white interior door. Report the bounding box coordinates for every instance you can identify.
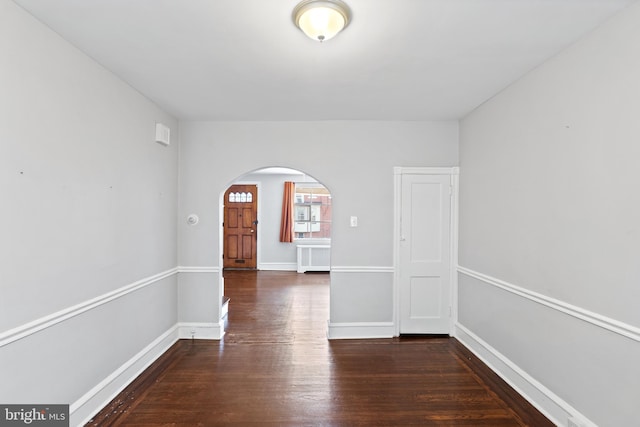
[399,172,452,334]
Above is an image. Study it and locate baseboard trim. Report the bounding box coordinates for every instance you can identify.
[177,322,224,340]
[0,268,178,348]
[70,325,180,426]
[457,266,640,343]
[71,321,223,426]
[454,322,596,427]
[258,262,297,271]
[327,321,395,339]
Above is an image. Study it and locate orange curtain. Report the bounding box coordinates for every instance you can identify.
[279,181,295,243]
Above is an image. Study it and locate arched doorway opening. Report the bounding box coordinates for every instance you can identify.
[219,166,332,332]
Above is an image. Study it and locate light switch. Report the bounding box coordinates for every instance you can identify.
[350,216,358,227]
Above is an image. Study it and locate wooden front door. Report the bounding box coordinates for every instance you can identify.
[223,184,258,269]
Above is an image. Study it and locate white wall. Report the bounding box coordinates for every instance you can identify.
[0,1,179,424]
[178,121,458,335]
[458,3,640,426]
[239,170,310,270]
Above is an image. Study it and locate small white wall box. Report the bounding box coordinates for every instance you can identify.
[155,123,170,146]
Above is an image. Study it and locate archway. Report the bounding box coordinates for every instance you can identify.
[219,166,332,332]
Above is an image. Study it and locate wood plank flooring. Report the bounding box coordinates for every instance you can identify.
[88,271,553,426]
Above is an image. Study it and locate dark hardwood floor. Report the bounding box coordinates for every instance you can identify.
[88,271,553,426]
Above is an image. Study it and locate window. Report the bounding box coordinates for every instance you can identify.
[228,191,252,203]
[294,184,331,239]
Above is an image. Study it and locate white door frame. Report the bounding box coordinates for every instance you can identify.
[393,167,459,336]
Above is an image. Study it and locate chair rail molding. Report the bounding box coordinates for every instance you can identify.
[177,266,220,273]
[457,266,640,343]
[0,267,179,347]
[330,266,394,273]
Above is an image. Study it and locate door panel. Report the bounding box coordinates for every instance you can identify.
[227,236,238,259]
[400,174,451,334]
[410,277,442,317]
[224,184,258,269]
[228,208,239,228]
[409,183,443,262]
[242,235,253,259]
[242,208,253,227]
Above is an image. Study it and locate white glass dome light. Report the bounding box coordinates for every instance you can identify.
[293,0,351,42]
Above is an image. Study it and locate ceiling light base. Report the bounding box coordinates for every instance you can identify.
[293,0,351,42]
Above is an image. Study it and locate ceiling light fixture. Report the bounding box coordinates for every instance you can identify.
[292,0,351,42]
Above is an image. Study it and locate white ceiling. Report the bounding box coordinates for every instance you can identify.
[13,0,635,121]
